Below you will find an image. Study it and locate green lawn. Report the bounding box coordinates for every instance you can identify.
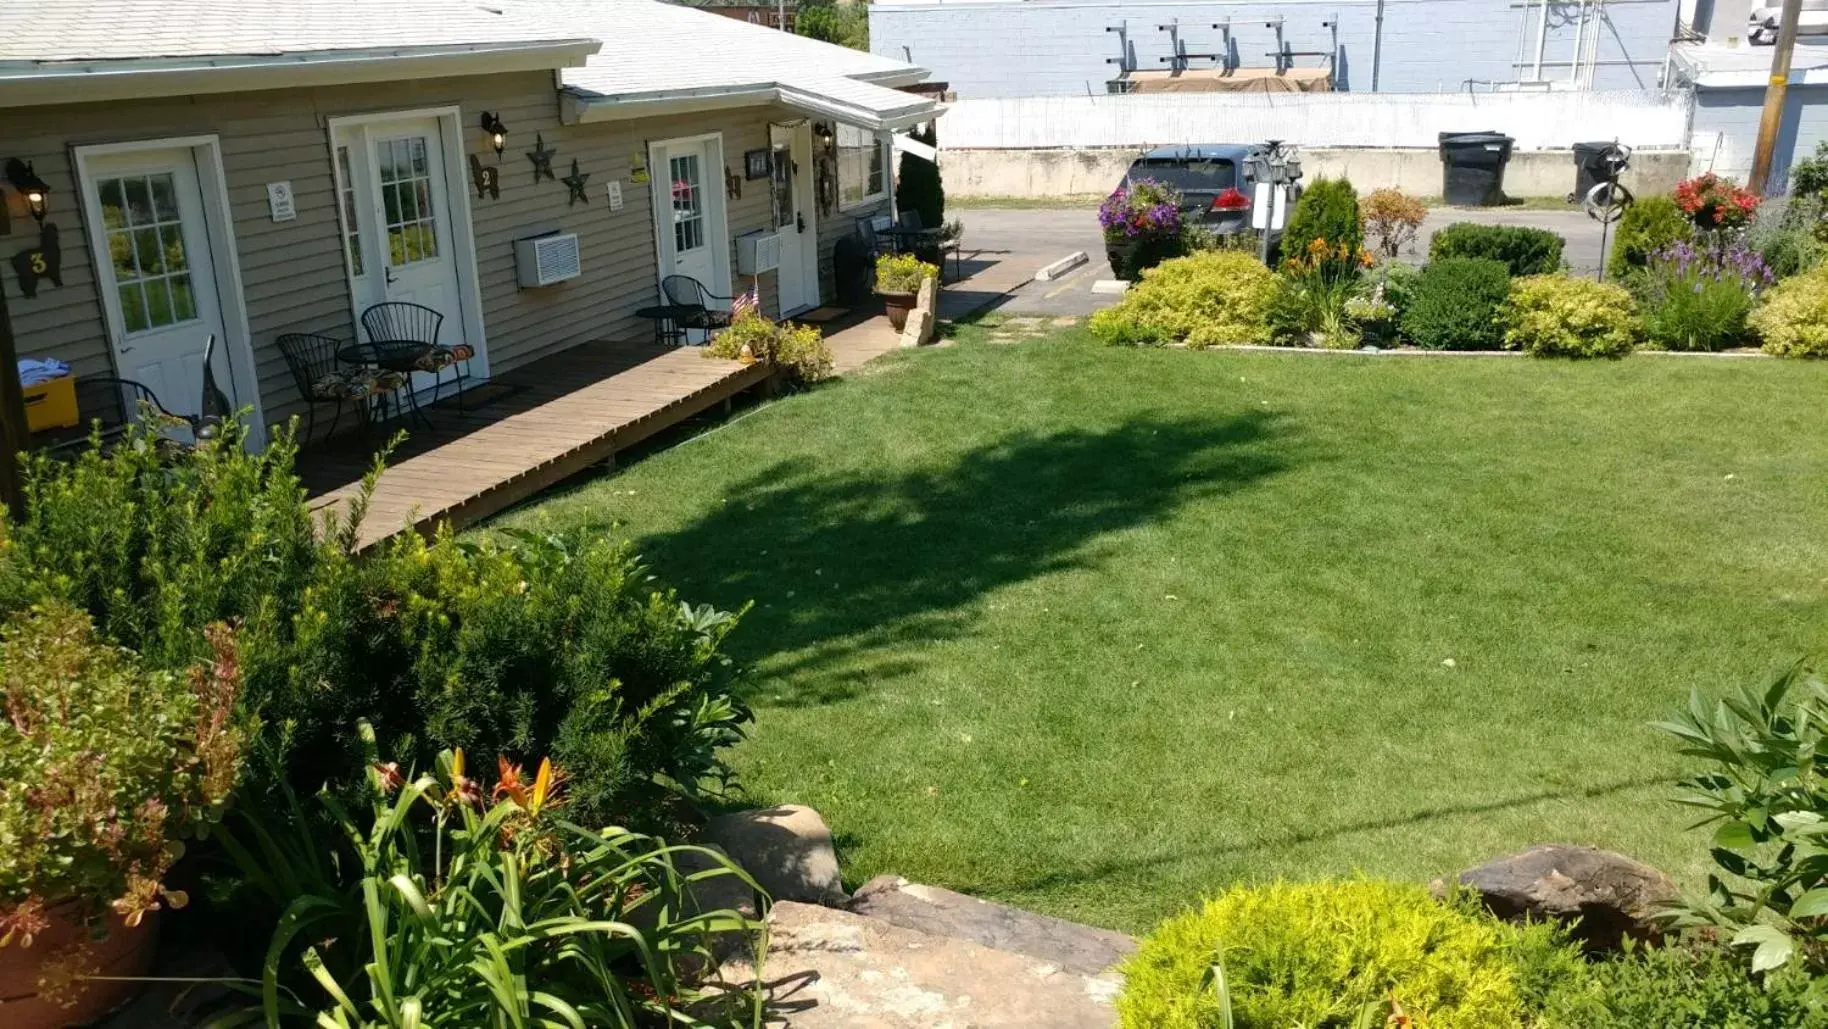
[499,330,1828,934]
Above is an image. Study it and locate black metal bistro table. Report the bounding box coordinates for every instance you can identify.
[634,304,698,347]
[340,340,436,430]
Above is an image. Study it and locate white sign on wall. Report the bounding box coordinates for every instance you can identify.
[266,182,296,222]
[606,180,624,211]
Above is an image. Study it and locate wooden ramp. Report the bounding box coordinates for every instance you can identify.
[303,340,771,549]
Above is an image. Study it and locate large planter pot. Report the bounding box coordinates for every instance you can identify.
[880,291,917,332]
[0,904,159,1028]
[1105,235,1181,281]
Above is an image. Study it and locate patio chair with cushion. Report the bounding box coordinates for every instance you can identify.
[662,275,735,333]
[276,332,404,442]
[359,301,473,413]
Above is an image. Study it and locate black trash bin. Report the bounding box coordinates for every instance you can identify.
[1571,141,1622,201]
[1438,131,1515,207]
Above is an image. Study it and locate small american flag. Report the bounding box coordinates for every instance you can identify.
[731,286,761,320]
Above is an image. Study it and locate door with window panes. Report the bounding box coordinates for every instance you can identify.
[83,149,232,420]
[770,122,819,315]
[332,117,471,393]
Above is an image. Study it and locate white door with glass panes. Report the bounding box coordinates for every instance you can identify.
[332,117,472,393]
[651,134,732,330]
[770,122,819,316]
[82,149,235,421]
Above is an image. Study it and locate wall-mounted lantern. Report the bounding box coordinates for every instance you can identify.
[480,112,509,158]
[5,159,49,222]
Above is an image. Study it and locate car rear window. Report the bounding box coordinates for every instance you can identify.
[1128,158,1238,193]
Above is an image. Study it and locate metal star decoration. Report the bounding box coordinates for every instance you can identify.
[526,133,557,182]
[561,159,591,207]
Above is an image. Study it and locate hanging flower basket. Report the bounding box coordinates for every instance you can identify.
[1100,180,1184,280]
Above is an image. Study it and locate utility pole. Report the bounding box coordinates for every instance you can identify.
[1750,0,1805,194]
[0,282,28,519]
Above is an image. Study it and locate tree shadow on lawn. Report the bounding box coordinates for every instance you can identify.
[633,409,1297,707]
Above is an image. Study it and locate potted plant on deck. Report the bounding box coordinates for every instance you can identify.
[0,604,243,1028]
[876,253,938,332]
[1100,179,1184,281]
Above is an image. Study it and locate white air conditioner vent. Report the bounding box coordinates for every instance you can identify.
[515,233,582,287]
[736,230,782,276]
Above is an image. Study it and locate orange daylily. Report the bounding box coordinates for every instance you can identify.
[494,756,567,816]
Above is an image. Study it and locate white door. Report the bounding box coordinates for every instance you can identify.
[84,150,234,420]
[652,135,733,318]
[770,123,820,316]
[334,117,472,393]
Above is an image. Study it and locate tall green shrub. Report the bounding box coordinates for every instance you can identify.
[1282,178,1363,258]
[794,2,868,49]
[1,424,752,827]
[1400,257,1511,350]
[895,122,944,230]
[1608,196,1694,280]
[1429,223,1565,276]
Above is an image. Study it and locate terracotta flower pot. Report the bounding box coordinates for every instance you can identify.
[0,904,159,1028]
[880,291,917,332]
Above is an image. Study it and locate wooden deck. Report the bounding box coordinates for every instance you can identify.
[302,339,772,548]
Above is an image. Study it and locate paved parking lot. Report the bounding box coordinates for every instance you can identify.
[950,205,1619,320]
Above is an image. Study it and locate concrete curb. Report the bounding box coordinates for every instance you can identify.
[1034,250,1088,282]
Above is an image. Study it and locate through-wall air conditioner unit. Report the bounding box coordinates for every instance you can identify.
[515,232,582,287]
[736,230,782,276]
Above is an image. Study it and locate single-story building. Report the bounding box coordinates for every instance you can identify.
[0,0,939,449]
[1672,40,1828,188]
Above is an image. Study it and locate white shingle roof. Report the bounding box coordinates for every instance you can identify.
[507,0,938,129]
[0,0,591,64]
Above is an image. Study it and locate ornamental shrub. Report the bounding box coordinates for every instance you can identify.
[1751,262,1828,357]
[1282,178,1363,260]
[875,252,938,294]
[1116,880,1580,1029]
[1608,195,1694,281]
[1401,257,1511,350]
[1639,239,1772,352]
[707,311,834,385]
[1750,197,1828,277]
[1088,250,1277,348]
[0,603,243,946]
[1360,187,1428,258]
[1543,940,1828,1028]
[1429,223,1565,276]
[1502,275,1638,358]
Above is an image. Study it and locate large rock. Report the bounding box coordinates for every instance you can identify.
[1444,844,1678,951]
[848,875,1136,977]
[704,804,847,906]
[715,900,1120,1028]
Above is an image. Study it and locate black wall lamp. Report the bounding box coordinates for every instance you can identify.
[480,112,509,158]
[5,159,49,222]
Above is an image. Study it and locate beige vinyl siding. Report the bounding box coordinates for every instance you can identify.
[0,72,883,436]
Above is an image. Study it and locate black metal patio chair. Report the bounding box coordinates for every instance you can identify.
[277,331,403,442]
[360,301,471,413]
[661,275,735,333]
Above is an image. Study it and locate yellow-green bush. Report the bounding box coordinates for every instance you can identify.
[1088,251,1276,348]
[1502,275,1638,358]
[707,311,833,384]
[1751,263,1828,357]
[1117,880,1578,1029]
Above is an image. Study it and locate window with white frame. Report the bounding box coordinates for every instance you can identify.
[836,124,887,208]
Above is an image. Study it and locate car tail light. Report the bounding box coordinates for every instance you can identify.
[1211,187,1251,212]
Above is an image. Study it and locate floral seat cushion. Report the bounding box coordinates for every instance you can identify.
[311,369,405,401]
[412,344,476,373]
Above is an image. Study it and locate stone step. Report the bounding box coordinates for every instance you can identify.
[847,875,1137,978]
[716,900,1122,1028]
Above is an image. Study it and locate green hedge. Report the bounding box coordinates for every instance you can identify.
[1503,274,1638,358]
[1089,250,1278,348]
[1428,223,1565,276]
[1283,178,1363,257]
[1400,257,1511,350]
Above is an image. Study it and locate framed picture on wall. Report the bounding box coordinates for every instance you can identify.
[744,148,773,181]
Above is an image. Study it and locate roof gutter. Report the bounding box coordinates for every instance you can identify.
[0,39,601,108]
[565,81,941,131]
